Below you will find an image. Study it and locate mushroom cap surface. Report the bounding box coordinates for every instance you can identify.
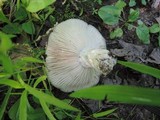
[46,19,107,92]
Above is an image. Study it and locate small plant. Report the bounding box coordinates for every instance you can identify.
[98,0,160,45]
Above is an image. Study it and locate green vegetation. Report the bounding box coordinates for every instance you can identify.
[98,0,160,45]
[0,0,160,119]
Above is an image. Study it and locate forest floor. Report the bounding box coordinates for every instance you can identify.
[1,0,160,120]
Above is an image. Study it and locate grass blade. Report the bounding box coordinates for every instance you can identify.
[40,99,56,120]
[0,79,22,88]
[24,83,79,111]
[21,57,44,63]
[17,69,78,112]
[118,60,160,79]
[0,87,12,120]
[93,108,117,118]
[33,75,47,88]
[19,90,27,120]
[70,85,160,106]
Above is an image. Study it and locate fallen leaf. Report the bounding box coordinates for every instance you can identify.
[110,40,147,62]
[146,48,160,64]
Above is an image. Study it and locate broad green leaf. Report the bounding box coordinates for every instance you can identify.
[49,15,56,26]
[136,24,150,44]
[110,28,123,39]
[21,0,29,7]
[0,31,13,54]
[128,9,139,22]
[19,90,27,120]
[98,6,121,25]
[127,24,134,30]
[26,0,56,12]
[0,88,12,120]
[0,79,22,88]
[21,57,44,63]
[129,0,136,7]
[0,54,13,73]
[137,20,144,25]
[14,6,27,21]
[22,21,35,34]
[70,85,160,106]
[40,99,56,120]
[2,23,22,34]
[33,75,47,88]
[118,60,160,79]
[0,9,11,24]
[115,0,126,10]
[8,99,20,120]
[149,24,160,33]
[93,108,117,118]
[141,0,147,5]
[28,108,46,120]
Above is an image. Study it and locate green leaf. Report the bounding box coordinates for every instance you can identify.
[8,99,20,120]
[98,6,121,25]
[0,31,13,54]
[127,24,134,30]
[75,112,82,120]
[136,24,150,44]
[70,85,160,106]
[22,21,35,34]
[0,79,23,89]
[137,20,144,25]
[21,57,44,63]
[14,6,28,21]
[115,0,126,10]
[33,75,47,88]
[149,24,160,33]
[141,0,147,5]
[26,0,56,12]
[28,108,46,120]
[93,108,117,118]
[129,0,136,7]
[19,90,27,120]
[17,74,79,111]
[40,99,56,120]
[24,83,79,111]
[2,23,22,34]
[0,54,13,73]
[110,28,123,39]
[49,15,56,26]
[0,73,11,78]
[118,60,160,79]
[0,9,11,24]
[128,9,139,22]
[0,88,12,120]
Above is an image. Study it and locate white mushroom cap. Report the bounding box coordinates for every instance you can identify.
[46,19,116,92]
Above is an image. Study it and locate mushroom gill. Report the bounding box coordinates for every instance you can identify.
[46,19,116,92]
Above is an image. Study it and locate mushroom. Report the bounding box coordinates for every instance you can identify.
[46,19,117,92]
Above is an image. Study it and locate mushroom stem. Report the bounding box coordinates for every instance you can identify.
[79,49,117,75]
